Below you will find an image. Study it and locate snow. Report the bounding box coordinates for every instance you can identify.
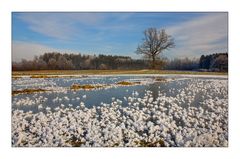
[12,76,228,147]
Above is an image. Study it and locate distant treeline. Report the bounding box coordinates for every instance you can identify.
[164,58,199,70]
[12,53,149,70]
[12,52,228,72]
[199,53,228,72]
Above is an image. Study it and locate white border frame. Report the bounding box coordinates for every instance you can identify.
[1,0,239,159]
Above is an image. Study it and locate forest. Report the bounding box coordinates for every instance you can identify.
[12,52,228,72]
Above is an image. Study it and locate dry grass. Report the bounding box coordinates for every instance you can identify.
[134,139,165,147]
[12,76,22,80]
[116,81,141,86]
[29,75,87,78]
[70,84,104,90]
[117,81,134,85]
[12,69,228,76]
[71,81,141,90]
[12,88,49,96]
[154,77,167,82]
[30,75,60,78]
[66,136,85,147]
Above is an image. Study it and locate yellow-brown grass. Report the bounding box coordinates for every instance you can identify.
[116,81,141,86]
[12,76,22,80]
[12,88,49,95]
[12,69,228,76]
[30,75,60,78]
[154,77,167,82]
[70,84,103,90]
[134,139,165,147]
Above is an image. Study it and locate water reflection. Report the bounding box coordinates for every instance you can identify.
[12,76,227,113]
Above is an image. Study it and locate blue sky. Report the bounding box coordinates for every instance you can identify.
[12,12,228,61]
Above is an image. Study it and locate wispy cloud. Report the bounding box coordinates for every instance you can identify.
[16,13,135,41]
[166,13,228,58]
[12,40,132,62]
[16,13,105,40]
[12,41,78,62]
[13,13,228,60]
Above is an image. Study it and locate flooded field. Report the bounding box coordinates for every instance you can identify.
[12,75,228,147]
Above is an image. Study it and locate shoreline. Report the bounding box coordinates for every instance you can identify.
[12,74,228,79]
[12,70,228,77]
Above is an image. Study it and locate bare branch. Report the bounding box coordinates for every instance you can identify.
[135,28,175,69]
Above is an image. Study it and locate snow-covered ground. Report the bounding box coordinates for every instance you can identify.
[12,76,228,147]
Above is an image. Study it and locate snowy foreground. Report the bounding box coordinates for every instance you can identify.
[12,77,228,147]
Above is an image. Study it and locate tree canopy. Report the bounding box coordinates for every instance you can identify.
[136,28,175,69]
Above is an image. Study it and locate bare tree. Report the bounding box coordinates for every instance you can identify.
[136,28,175,69]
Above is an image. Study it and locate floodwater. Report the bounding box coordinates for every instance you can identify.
[12,75,227,113]
[11,75,228,147]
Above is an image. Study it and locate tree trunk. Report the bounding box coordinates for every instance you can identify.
[152,55,156,69]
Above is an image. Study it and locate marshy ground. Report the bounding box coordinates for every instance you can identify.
[11,71,228,147]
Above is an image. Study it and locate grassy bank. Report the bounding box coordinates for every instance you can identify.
[12,69,228,76]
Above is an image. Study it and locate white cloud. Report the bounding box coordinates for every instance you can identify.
[12,41,78,62]
[16,13,136,41]
[16,13,105,40]
[12,40,136,62]
[166,13,228,59]
[68,13,104,25]
[14,13,228,60]
[17,14,73,40]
